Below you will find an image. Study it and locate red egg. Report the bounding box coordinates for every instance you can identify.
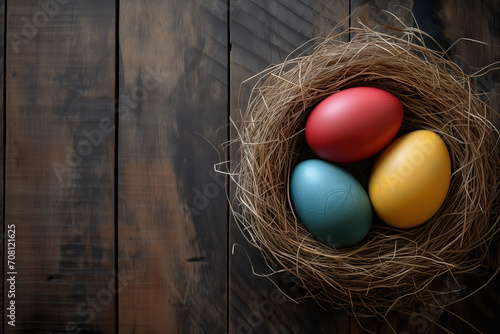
[305,87,404,163]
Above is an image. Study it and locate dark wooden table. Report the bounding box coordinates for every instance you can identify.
[1,0,499,333]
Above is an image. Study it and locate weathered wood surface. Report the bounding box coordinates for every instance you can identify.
[0,0,498,333]
[4,0,116,332]
[117,0,228,333]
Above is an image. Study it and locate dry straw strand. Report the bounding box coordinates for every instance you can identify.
[229,24,500,316]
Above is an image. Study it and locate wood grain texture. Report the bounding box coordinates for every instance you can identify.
[351,0,415,31]
[5,0,116,332]
[229,1,350,333]
[350,1,500,333]
[433,1,500,333]
[438,0,500,130]
[0,0,497,333]
[117,0,228,333]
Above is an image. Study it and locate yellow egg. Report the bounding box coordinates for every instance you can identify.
[369,130,451,228]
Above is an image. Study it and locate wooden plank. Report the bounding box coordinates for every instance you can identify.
[0,1,4,331]
[430,0,499,332]
[5,0,116,332]
[229,1,351,333]
[117,0,228,333]
[351,0,415,32]
[437,0,500,130]
[350,0,500,333]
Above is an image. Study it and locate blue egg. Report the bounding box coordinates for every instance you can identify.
[290,159,372,247]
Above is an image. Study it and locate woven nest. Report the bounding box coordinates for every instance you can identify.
[230,25,500,316]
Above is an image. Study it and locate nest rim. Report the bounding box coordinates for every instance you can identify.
[229,24,500,316]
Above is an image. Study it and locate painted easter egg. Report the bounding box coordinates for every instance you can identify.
[305,87,404,162]
[368,130,452,228]
[290,159,372,247]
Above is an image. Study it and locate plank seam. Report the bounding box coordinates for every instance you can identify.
[348,2,352,333]
[114,0,120,332]
[226,0,231,333]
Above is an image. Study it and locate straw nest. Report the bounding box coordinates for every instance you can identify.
[230,25,500,316]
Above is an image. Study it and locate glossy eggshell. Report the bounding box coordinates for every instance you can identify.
[305,87,403,163]
[290,159,372,247]
[368,130,451,228]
